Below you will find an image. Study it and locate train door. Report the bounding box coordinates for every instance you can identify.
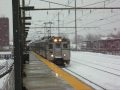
[46,43,54,60]
[62,42,70,61]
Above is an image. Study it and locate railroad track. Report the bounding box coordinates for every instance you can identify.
[72,57,120,66]
[72,57,120,71]
[71,60,120,77]
[64,68,106,90]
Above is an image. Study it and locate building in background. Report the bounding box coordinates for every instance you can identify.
[0,17,9,50]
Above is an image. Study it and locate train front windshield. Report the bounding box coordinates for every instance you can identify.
[55,43,61,48]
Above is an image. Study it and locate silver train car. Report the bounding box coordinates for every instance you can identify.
[30,36,70,66]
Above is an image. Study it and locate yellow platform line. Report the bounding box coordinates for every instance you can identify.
[33,52,93,90]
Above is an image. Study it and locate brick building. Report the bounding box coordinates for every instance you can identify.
[0,17,9,49]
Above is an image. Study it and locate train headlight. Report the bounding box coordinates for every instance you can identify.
[59,39,62,42]
[51,54,54,57]
[54,39,57,42]
[63,54,66,56]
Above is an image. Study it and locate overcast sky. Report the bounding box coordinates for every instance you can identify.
[0,0,13,42]
[0,0,120,42]
[26,0,120,41]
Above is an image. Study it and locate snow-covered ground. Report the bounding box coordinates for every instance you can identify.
[0,59,14,90]
[64,51,120,90]
[0,59,13,75]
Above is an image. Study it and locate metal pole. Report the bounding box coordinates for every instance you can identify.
[24,7,120,11]
[75,0,77,50]
[48,22,53,36]
[22,0,25,65]
[44,23,47,37]
[12,0,22,89]
[22,0,25,47]
[58,12,60,36]
[50,22,52,36]
[29,26,99,28]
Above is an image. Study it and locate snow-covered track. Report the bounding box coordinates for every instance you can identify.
[72,57,120,71]
[64,68,106,90]
[69,51,120,89]
[71,60,120,77]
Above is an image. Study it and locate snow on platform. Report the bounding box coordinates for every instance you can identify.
[23,52,74,90]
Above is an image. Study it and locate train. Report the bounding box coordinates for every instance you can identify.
[29,36,70,66]
[81,38,120,55]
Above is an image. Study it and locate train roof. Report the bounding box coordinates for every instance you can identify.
[34,36,69,43]
[29,36,70,46]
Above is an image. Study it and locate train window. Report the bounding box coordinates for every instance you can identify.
[56,43,61,48]
[63,44,68,48]
[49,44,53,49]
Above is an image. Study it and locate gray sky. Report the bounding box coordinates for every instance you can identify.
[26,0,120,41]
[0,0,13,42]
[0,0,120,42]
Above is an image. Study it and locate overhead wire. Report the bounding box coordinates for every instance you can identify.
[63,0,119,25]
[96,18,120,27]
[27,0,120,39]
[28,0,119,26]
[30,0,118,27]
[79,13,120,27]
[37,0,74,28]
[39,0,73,7]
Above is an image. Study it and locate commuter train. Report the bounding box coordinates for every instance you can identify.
[30,36,70,66]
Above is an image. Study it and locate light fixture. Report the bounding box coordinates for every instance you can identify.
[54,39,57,42]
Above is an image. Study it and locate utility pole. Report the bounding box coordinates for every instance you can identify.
[44,22,53,36]
[75,0,77,50]
[49,21,53,36]
[58,12,60,36]
[44,22,47,37]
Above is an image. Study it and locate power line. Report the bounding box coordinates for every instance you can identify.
[28,0,119,26]
[97,18,120,27]
[80,13,120,26]
[50,0,74,22]
[62,0,119,25]
[27,0,120,40]
[27,7,120,11]
[39,0,73,7]
[80,0,117,7]
[29,26,99,29]
[53,0,118,21]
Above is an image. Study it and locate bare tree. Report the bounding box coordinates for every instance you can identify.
[85,34,101,41]
[72,35,85,44]
[107,31,120,38]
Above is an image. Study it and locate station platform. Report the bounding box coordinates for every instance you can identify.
[23,52,93,90]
